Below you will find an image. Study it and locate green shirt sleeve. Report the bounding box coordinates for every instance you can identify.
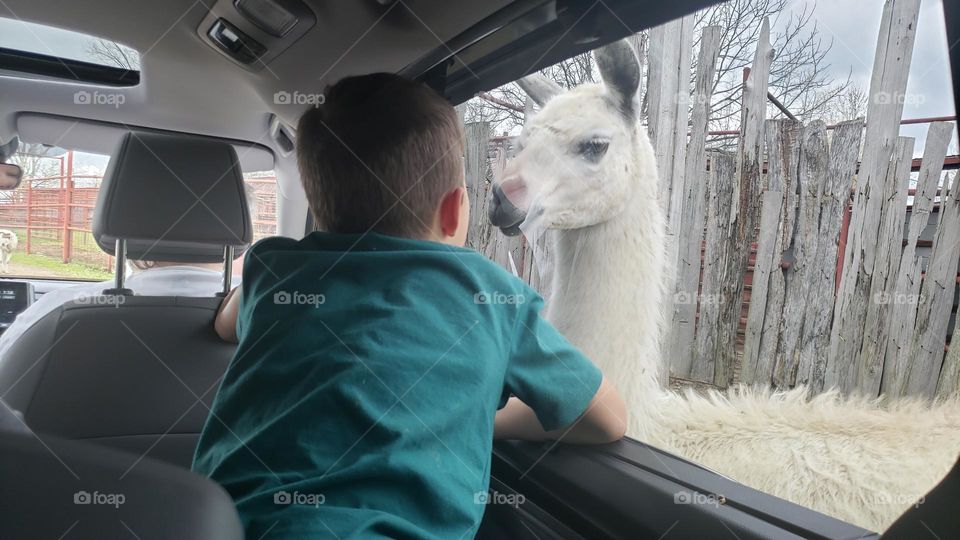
[504,294,603,432]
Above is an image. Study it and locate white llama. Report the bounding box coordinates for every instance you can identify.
[0,229,18,274]
[488,40,960,532]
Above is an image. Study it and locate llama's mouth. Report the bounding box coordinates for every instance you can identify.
[500,223,523,236]
[488,183,527,237]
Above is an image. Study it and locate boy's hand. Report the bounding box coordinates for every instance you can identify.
[214,285,242,343]
[494,377,627,444]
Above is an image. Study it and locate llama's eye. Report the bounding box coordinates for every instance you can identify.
[577,139,609,162]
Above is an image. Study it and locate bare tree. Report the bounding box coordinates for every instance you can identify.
[84,38,140,71]
[467,0,848,149]
[823,83,869,124]
[694,0,850,147]
[465,33,655,135]
[9,143,60,184]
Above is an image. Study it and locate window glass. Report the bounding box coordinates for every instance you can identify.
[0,17,140,70]
[0,144,277,281]
[467,0,957,532]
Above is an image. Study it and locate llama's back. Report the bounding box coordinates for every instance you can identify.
[651,386,960,531]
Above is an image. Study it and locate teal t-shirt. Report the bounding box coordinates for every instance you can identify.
[192,232,602,539]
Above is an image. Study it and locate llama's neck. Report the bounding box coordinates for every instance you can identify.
[541,166,668,437]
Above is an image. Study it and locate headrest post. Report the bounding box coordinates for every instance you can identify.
[114,238,127,290]
[220,246,234,296]
[100,238,133,296]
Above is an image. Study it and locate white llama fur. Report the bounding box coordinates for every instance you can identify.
[494,41,960,532]
[0,229,17,273]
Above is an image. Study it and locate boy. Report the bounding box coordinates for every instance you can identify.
[193,73,627,539]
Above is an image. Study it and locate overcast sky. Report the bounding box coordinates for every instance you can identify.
[782,0,956,154]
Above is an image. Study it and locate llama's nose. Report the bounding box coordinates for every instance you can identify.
[489,182,525,237]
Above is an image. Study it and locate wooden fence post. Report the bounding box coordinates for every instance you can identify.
[464,121,493,255]
[903,178,960,398]
[796,119,864,391]
[826,0,921,393]
[772,121,830,388]
[692,151,736,384]
[937,239,960,399]
[647,15,694,294]
[853,136,914,395]
[62,150,73,263]
[667,25,721,378]
[24,177,32,254]
[743,120,801,386]
[715,17,771,387]
[740,188,783,385]
[882,122,954,396]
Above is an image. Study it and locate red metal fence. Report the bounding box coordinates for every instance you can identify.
[0,151,278,271]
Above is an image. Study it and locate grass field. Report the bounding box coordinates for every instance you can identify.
[7,250,112,281]
[2,227,112,280]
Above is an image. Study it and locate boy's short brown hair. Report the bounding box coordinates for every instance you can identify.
[297,73,464,237]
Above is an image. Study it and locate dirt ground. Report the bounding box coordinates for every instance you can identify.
[2,260,69,279]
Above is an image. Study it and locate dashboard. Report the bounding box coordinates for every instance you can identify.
[0,281,34,334]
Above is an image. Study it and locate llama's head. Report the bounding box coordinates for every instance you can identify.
[489,39,645,236]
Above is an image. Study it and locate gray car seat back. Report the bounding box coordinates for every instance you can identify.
[0,131,253,468]
[0,430,243,539]
[93,131,253,262]
[0,297,232,465]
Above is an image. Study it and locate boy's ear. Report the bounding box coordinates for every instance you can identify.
[439,186,466,237]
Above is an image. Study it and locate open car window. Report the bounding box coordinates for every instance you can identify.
[464,0,958,535]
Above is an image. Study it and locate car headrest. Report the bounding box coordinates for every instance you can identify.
[92,131,253,263]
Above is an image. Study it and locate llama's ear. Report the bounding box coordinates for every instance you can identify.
[517,74,562,107]
[594,39,641,118]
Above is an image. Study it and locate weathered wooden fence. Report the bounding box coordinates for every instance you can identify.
[464,0,959,399]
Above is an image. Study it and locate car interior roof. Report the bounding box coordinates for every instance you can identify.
[0,0,729,158]
[0,0,513,146]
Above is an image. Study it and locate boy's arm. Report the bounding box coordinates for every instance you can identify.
[214,285,242,343]
[494,377,627,444]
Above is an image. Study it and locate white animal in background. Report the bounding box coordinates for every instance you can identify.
[487,40,960,533]
[0,229,18,274]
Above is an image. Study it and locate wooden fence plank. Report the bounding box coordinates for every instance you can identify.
[903,179,960,398]
[740,189,783,385]
[712,17,772,388]
[797,119,865,391]
[774,121,830,388]
[692,151,736,383]
[647,16,692,224]
[937,251,960,399]
[825,0,921,393]
[751,120,801,386]
[855,137,914,395]
[464,122,494,256]
[667,25,721,378]
[883,122,955,396]
[649,16,694,308]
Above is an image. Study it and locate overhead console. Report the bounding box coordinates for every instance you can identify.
[197,0,317,70]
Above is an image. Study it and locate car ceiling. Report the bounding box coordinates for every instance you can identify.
[0,0,512,151]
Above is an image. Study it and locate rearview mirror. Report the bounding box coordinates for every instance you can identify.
[0,163,23,190]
